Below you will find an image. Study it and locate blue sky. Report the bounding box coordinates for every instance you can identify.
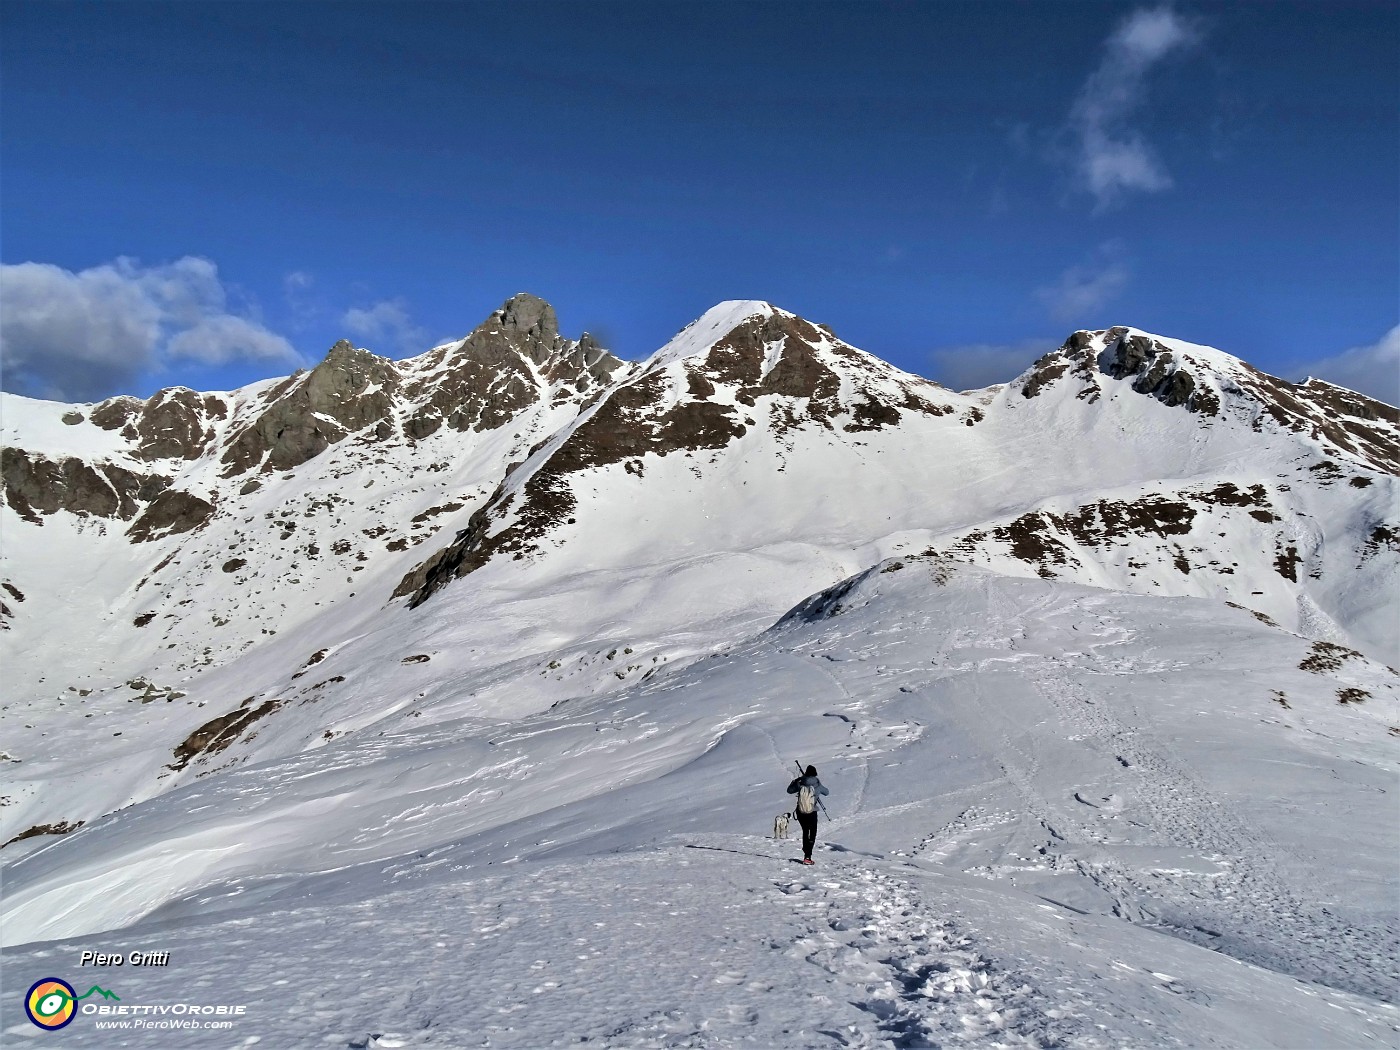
[2,1,1396,404]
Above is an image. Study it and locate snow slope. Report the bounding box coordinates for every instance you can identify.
[2,560,1396,1047]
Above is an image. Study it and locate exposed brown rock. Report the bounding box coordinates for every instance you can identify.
[1360,523,1398,562]
[844,396,903,432]
[1021,353,1069,398]
[129,388,225,461]
[400,294,623,439]
[1020,336,1104,401]
[410,501,464,524]
[168,698,283,771]
[993,514,1076,576]
[1188,482,1269,508]
[1299,640,1362,673]
[1099,334,1219,416]
[2,448,170,524]
[290,648,330,680]
[1054,496,1197,546]
[90,396,142,432]
[221,343,400,476]
[1236,367,1398,474]
[939,493,1200,579]
[127,489,216,542]
[3,820,84,849]
[397,359,752,605]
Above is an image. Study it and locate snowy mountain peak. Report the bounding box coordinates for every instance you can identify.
[645,299,782,370]
[1012,325,1399,473]
[393,300,962,607]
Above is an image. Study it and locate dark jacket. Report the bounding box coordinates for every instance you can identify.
[787,775,830,811]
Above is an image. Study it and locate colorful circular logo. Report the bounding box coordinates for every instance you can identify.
[25,978,77,1030]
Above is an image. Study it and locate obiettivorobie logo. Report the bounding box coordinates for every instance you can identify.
[22,975,247,1033]
[25,978,119,1030]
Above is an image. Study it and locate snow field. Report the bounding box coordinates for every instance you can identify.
[4,837,1395,1049]
[3,561,1396,1047]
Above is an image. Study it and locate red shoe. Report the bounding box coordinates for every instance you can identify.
[802,857,814,865]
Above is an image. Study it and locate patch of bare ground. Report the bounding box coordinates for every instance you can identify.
[1225,601,1279,628]
[2,820,85,849]
[992,515,1075,578]
[1360,523,1398,562]
[411,501,464,524]
[291,648,330,680]
[168,697,284,772]
[1299,641,1363,674]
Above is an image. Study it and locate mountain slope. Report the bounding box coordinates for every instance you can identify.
[2,560,1395,1047]
[3,296,1396,1045]
[1,299,1395,863]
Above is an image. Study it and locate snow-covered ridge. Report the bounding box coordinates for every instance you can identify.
[644,299,780,370]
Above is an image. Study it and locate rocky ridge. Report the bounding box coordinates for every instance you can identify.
[395,302,961,606]
[1019,327,1398,472]
[1,293,623,538]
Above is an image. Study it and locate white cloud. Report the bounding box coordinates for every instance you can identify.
[166,315,299,366]
[342,298,427,355]
[1036,247,1130,323]
[1067,7,1201,209]
[0,256,303,402]
[1295,325,1400,406]
[928,338,1053,392]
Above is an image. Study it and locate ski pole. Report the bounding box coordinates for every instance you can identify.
[794,759,830,818]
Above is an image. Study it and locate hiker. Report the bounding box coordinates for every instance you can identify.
[786,764,830,864]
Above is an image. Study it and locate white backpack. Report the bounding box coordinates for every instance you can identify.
[797,781,818,815]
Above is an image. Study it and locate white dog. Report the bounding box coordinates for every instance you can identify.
[773,812,792,839]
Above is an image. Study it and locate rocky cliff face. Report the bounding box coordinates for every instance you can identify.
[88,387,229,462]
